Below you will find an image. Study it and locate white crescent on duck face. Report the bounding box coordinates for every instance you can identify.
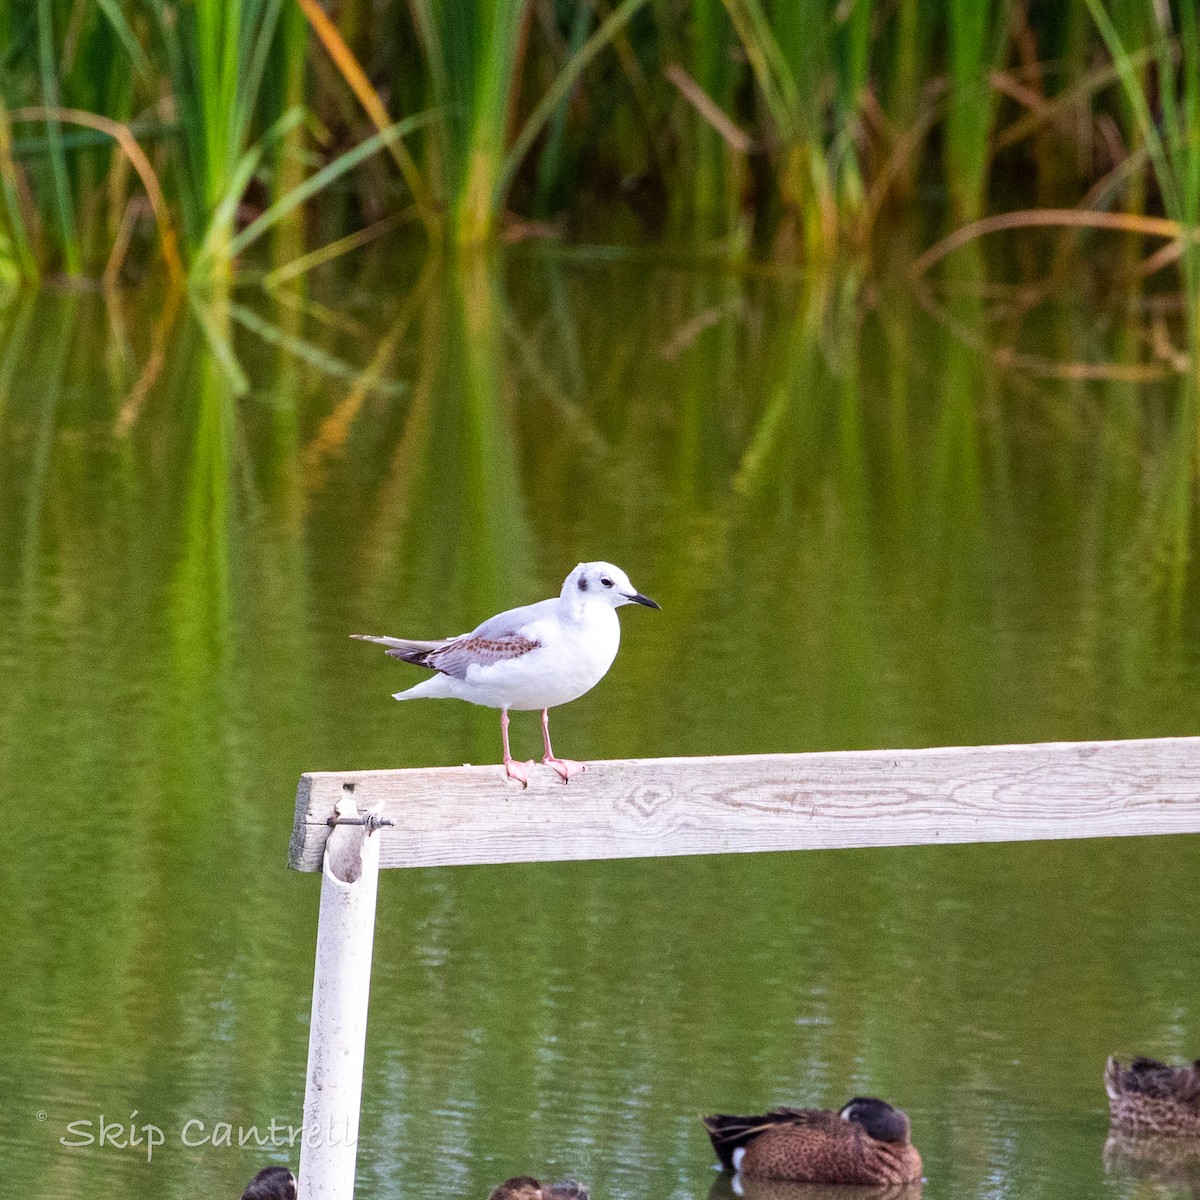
[351,561,660,785]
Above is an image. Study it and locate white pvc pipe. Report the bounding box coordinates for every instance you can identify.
[297,810,381,1200]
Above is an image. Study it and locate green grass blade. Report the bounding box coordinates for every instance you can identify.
[534,0,593,213]
[192,142,265,275]
[1179,0,1200,225]
[191,106,306,274]
[1084,0,1180,221]
[35,0,82,274]
[943,0,998,222]
[498,0,652,205]
[721,0,802,138]
[234,0,286,155]
[94,0,154,81]
[0,99,38,281]
[228,111,437,258]
[262,213,409,287]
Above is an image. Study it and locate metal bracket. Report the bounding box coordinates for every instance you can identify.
[326,813,395,833]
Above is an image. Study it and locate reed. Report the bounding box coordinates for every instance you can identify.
[146,0,289,284]
[417,0,528,246]
[1083,0,1200,331]
[942,0,1008,224]
[0,0,1197,282]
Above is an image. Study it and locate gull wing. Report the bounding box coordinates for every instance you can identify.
[352,596,553,679]
[424,597,555,678]
[422,631,541,679]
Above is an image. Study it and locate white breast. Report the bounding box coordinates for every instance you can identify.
[462,604,620,711]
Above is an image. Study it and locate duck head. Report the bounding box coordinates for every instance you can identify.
[839,1097,912,1144]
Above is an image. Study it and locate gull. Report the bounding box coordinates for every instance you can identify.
[352,562,660,785]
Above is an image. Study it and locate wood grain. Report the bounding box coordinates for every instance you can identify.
[288,737,1200,871]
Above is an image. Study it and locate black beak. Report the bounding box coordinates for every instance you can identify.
[625,591,661,610]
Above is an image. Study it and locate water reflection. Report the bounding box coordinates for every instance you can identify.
[1,248,1200,1200]
[707,1176,922,1200]
[1104,1134,1200,1195]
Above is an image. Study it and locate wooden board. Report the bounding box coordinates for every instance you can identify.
[288,737,1200,871]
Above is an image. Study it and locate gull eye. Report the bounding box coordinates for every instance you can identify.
[600,576,613,588]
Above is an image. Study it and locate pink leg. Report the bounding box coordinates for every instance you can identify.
[540,708,585,783]
[500,708,533,786]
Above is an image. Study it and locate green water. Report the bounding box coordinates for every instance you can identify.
[2,247,1199,1200]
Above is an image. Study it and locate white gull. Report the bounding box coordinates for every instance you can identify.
[352,562,660,784]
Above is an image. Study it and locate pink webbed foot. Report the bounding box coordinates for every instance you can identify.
[538,708,585,783]
[542,756,586,783]
[499,708,533,786]
[504,757,534,787]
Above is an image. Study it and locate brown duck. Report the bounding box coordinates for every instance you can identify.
[240,1167,297,1200]
[703,1096,923,1185]
[487,1177,590,1200]
[1106,1056,1200,1136]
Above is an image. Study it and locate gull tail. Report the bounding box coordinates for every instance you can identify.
[350,633,446,668]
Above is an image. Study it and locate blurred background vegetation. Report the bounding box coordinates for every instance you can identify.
[5,10,1200,1196]
[0,0,1197,295]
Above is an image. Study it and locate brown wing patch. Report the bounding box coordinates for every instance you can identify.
[441,634,540,663]
[426,634,541,679]
[740,1119,921,1185]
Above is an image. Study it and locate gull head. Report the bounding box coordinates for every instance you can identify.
[562,562,661,610]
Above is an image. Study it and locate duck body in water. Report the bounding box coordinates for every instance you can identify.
[487,1177,590,1200]
[240,1166,296,1200]
[1106,1056,1200,1136]
[703,1097,923,1185]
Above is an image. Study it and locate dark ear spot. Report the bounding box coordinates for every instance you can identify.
[578,576,588,591]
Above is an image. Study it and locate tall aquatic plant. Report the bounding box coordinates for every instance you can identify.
[143,0,432,286]
[720,0,876,254]
[147,0,289,285]
[677,0,744,241]
[0,0,144,278]
[5,0,1200,279]
[35,0,81,273]
[408,0,651,246]
[1085,0,1200,329]
[943,0,1011,223]
[722,0,834,250]
[420,0,527,246]
[0,100,37,285]
[1085,0,1200,564]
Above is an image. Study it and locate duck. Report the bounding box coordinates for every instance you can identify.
[703,1096,923,1185]
[487,1177,590,1200]
[1105,1056,1200,1136]
[240,1166,297,1200]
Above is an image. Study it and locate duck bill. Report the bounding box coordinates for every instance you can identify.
[624,591,661,610]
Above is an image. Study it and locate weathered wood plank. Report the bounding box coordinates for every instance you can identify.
[287,737,1200,871]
